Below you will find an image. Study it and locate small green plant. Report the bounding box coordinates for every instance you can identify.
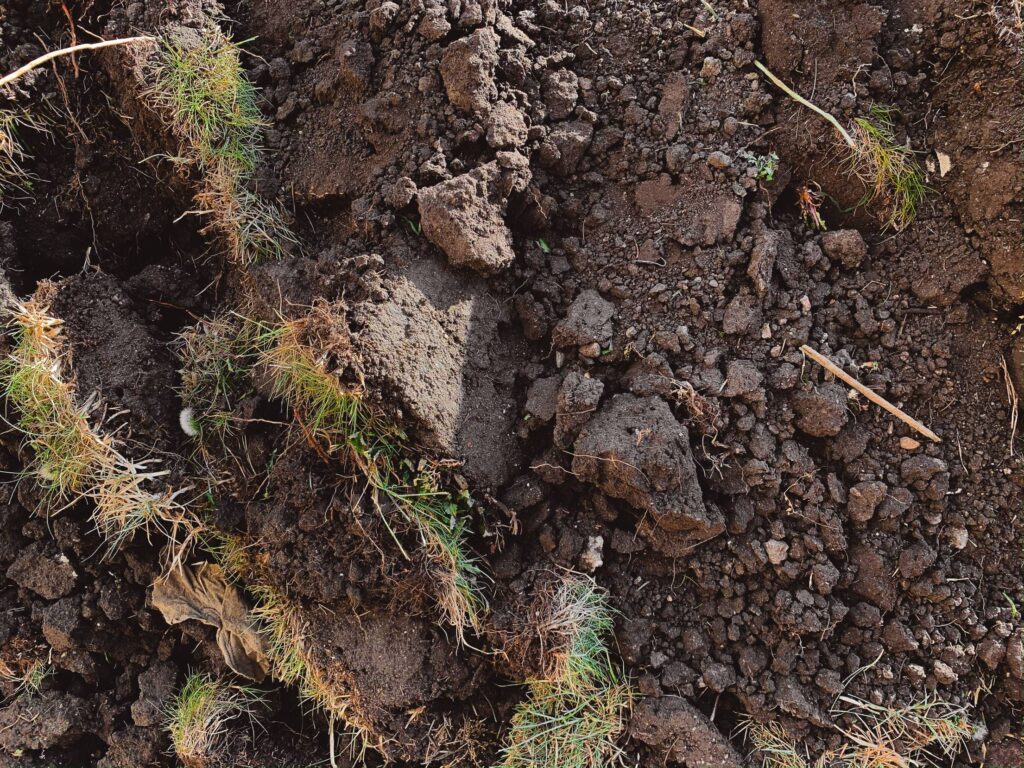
[739,150,780,182]
[754,61,924,231]
[497,573,632,768]
[146,28,295,265]
[166,672,264,768]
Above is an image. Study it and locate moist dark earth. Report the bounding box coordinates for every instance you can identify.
[0,0,1022,766]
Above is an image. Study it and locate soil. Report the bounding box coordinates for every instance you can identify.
[0,0,1021,766]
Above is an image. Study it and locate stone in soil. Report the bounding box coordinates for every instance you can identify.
[572,394,722,543]
[629,696,742,767]
[439,28,499,114]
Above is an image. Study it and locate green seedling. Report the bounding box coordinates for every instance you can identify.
[755,61,924,231]
[536,238,551,253]
[739,150,780,182]
[497,573,632,768]
[166,672,264,768]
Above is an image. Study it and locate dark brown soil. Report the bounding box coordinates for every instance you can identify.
[0,0,1021,766]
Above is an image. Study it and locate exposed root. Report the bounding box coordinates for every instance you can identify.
[0,109,46,209]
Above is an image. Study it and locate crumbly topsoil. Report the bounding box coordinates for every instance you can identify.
[0,0,1021,766]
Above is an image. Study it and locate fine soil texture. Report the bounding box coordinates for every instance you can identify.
[0,0,1022,767]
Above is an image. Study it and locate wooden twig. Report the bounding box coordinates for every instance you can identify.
[1001,356,1018,456]
[800,344,941,443]
[0,37,154,91]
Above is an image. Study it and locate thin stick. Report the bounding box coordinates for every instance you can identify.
[800,344,941,443]
[1001,356,1018,456]
[0,37,154,91]
[754,60,856,148]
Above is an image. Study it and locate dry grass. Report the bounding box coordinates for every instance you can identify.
[497,573,632,768]
[166,672,263,768]
[994,0,1024,47]
[145,28,295,266]
[1,291,203,563]
[0,109,45,209]
[740,694,973,768]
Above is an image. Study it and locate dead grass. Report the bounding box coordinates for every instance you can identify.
[1,289,203,563]
[0,109,46,209]
[740,694,973,768]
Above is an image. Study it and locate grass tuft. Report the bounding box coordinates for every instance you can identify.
[740,694,973,768]
[849,106,925,232]
[497,573,632,768]
[166,671,263,768]
[739,717,813,768]
[0,110,44,209]
[1,293,204,563]
[832,694,973,768]
[754,61,925,231]
[146,28,295,266]
[177,315,259,443]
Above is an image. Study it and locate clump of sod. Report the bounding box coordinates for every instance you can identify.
[497,573,632,768]
[755,61,925,231]
[177,314,259,443]
[166,671,264,768]
[208,535,374,754]
[0,289,202,560]
[145,28,295,265]
[251,315,488,642]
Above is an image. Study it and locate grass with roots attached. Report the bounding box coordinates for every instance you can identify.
[0,291,203,562]
[145,28,295,266]
[178,312,488,642]
[253,317,488,643]
[497,573,632,768]
[754,61,925,232]
[166,671,264,768]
